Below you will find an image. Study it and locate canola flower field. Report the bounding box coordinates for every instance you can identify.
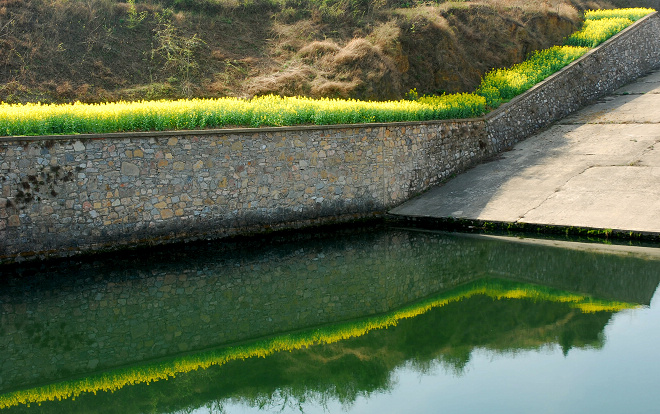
[0,93,486,136]
[0,279,639,410]
[564,8,654,47]
[475,45,589,107]
[0,7,654,136]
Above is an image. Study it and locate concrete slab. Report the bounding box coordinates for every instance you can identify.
[390,69,660,236]
[639,143,660,166]
[638,70,660,83]
[614,70,660,95]
[562,94,660,124]
[614,83,660,95]
[520,166,660,232]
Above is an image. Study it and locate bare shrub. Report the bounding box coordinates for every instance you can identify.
[369,20,401,50]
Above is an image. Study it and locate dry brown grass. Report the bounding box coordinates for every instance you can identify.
[395,5,454,32]
[271,19,323,57]
[310,78,359,98]
[247,65,316,96]
[298,40,341,63]
[249,36,402,99]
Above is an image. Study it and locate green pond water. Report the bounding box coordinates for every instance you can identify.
[1,227,659,413]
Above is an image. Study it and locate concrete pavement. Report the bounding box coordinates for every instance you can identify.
[390,70,660,236]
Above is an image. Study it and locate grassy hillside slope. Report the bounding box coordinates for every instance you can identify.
[0,0,656,103]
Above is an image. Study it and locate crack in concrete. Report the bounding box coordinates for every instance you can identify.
[633,139,660,165]
[559,121,660,125]
[515,165,595,223]
[515,139,659,222]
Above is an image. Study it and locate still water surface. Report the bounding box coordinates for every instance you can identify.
[1,227,659,413]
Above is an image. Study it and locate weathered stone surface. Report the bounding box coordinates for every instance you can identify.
[73,141,85,152]
[0,118,488,263]
[7,215,20,227]
[391,70,660,234]
[121,162,140,176]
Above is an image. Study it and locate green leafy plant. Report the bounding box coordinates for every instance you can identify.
[0,94,486,135]
[584,7,655,21]
[405,88,419,101]
[564,17,634,47]
[565,8,655,48]
[125,0,148,29]
[152,9,205,97]
[475,7,655,108]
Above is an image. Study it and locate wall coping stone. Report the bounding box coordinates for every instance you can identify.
[0,117,485,142]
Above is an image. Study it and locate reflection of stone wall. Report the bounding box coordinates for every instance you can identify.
[481,238,660,304]
[0,230,482,393]
[1,229,659,394]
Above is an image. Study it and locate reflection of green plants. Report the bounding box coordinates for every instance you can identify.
[0,278,638,410]
[60,292,611,413]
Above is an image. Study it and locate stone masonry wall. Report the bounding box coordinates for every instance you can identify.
[0,121,488,263]
[0,13,659,263]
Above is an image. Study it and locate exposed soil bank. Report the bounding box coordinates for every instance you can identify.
[0,0,655,103]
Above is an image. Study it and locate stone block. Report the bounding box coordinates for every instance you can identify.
[121,162,140,176]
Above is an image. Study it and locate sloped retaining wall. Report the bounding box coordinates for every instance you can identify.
[486,12,660,149]
[1,13,659,263]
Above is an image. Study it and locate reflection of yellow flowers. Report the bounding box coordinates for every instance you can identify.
[0,278,639,410]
